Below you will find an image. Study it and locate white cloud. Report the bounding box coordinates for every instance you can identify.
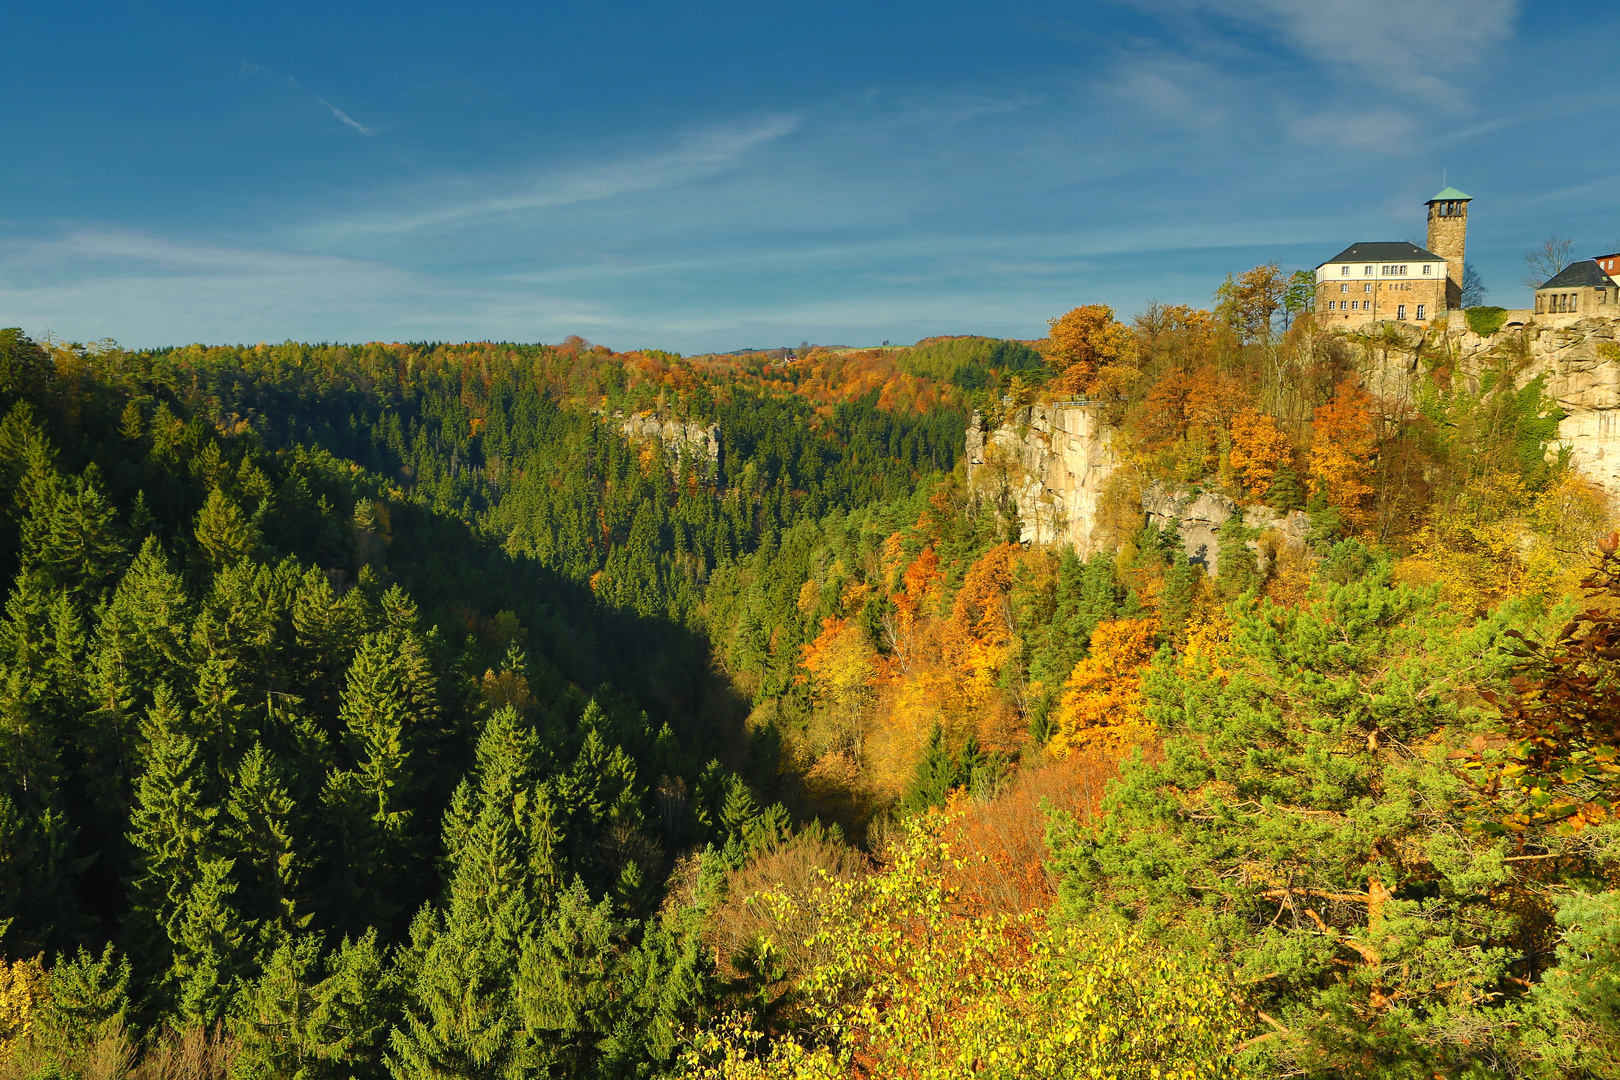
[242,60,378,136]
[1134,0,1518,104]
[312,116,802,241]
[315,98,376,136]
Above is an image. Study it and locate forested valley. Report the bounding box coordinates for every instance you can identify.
[0,274,1617,1080]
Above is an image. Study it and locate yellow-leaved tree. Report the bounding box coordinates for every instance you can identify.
[677,820,1254,1079]
[1049,616,1160,755]
[798,616,878,765]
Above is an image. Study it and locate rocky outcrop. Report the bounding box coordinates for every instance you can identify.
[966,401,1119,555]
[613,411,720,467]
[1141,485,1309,576]
[968,314,1620,569]
[1359,314,1620,493]
[1504,318,1620,492]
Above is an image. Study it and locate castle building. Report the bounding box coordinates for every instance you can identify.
[1315,187,1470,326]
[1534,260,1618,316]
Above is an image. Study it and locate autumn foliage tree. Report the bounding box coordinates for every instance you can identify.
[1309,380,1377,531]
[1228,408,1294,501]
[1471,533,1620,833]
[1049,616,1160,755]
[1044,305,1136,397]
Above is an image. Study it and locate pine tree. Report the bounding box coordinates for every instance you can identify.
[1214,508,1259,600]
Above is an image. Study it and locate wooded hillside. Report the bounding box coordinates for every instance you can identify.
[0,283,1616,1080]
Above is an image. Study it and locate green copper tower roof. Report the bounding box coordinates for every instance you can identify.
[1428,186,1472,201]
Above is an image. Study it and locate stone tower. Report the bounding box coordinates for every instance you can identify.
[1425,186,1472,309]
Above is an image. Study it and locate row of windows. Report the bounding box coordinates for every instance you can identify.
[1322,301,1426,319]
[1537,290,1610,314]
[1335,281,1423,293]
[1336,263,1434,277]
[1433,200,1465,218]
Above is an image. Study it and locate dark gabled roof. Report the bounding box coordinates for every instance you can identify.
[1538,261,1619,289]
[1318,241,1447,268]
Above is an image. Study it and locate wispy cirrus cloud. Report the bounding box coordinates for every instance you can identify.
[312,115,802,241]
[1098,0,1519,153]
[242,60,377,136]
[1126,0,1518,103]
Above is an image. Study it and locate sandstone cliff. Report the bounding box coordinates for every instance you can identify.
[967,314,1620,570]
[612,410,721,468]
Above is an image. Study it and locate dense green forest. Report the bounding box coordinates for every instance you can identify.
[0,308,1617,1080]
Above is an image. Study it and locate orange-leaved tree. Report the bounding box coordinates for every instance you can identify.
[1049,616,1161,755]
[947,544,1020,698]
[1045,304,1135,397]
[1470,533,1620,834]
[1229,407,1294,501]
[1309,380,1377,530]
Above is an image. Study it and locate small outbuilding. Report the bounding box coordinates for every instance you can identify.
[1534,261,1619,317]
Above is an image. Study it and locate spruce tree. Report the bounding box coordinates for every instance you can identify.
[19,464,128,603]
[195,487,262,568]
[169,856,250,1027]
[126,685,217,990]
[223,741,310,947]
[902,724,960,813]
[233,930,396,1080]
[389,708,556,1080]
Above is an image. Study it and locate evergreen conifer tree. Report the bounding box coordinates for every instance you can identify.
[127,686,217,990]
[902,724,961,813]
[1214,508,1260,600]
[223,741,310,947]
[195,487,262,568]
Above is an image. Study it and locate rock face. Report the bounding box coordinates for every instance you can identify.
[1141,485,1309,576]
[1508,318,1620,493]
[967,314,1620,566]
[613,411,721,467]
[966,401,1119,555]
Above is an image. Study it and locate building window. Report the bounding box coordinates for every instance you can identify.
[1573,293,1579,312]
[1416,304,1425,319]
[1423,264,1431,275]
[1340,283,1348,293]
[1351,301,1359,310]
[1397,304,1407,320]
[1364,283,1371,293]
[1364,265,1373,275]
[1400,265,1408,276]
[1536,296,1544,313]
[1341,265,1350,276]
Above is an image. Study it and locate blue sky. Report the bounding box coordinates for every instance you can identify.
[3,0,1617,353]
